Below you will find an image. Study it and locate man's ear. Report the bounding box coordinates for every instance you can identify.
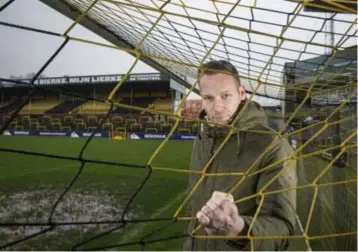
[238,85,246,98]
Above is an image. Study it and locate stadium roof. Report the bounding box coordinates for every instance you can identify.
[38,0,357,101]
[284,45,357,86]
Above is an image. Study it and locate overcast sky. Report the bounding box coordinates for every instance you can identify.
[0,0,356,104]
[0,0,156,78]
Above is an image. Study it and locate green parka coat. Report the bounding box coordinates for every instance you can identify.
[183,100,297,251]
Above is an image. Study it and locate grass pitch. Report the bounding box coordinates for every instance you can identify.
[0,136,356,250]
[0,136,192,250]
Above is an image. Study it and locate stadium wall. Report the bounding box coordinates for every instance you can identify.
[2,129,196,141]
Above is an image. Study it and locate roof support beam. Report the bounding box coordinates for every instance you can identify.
[39,0,200,95]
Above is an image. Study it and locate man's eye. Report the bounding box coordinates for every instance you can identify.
[204,96,213,101]
[222,93,231,99]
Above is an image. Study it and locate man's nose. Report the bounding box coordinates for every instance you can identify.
[213,99,224,112]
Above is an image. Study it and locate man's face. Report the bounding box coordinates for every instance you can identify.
[200,73,245,124]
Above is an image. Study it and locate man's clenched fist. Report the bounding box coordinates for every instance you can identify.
[196,191,245,236]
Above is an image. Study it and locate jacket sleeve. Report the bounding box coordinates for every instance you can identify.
[182,137,201,251]
[229,138,298,251]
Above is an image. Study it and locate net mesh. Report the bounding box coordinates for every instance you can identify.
[0,0,357,251]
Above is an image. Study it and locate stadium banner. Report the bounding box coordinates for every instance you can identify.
[129,132,196,141]
[2,73,165,87]
[3,130,194,141]
[4,130,109,138]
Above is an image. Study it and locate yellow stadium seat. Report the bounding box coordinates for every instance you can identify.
[74,119,84,124]
[30,122,38,131]
[115,127,126,133]
[64,116,73,124]
[126,118,136,125]
[87,126,97,132]
[178,128,190,134]
[160,123,172,133]
[30,118,38,124]
[139,116,150,123]
[38,126,46,131]
[15,125,23,131]
[61,126,71,132]
[102,123,113,132]
[52,118,61,124]
[52,122,61,131]
[145,128,157,134]
[131,123,142,132]
[43,116,51,123]
[112,116,123,123]
[8,122,16,130]
[87,115,97,123]
[76,122,87,131]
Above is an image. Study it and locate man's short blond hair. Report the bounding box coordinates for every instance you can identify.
[198,60,241,86]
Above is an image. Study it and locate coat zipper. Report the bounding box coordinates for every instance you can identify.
[210,137,217,155]
[205,136,219,251]
[208,136,220,192]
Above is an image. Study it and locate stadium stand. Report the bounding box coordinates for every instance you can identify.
[20,99,61,115]
[46,99,86,114]
[152,98,172,112]
[113,97,157,114]
[1,73,281,136]
[0,97,25,114]
[74,101,112,114]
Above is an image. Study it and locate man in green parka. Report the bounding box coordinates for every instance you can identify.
[183,60,297,251]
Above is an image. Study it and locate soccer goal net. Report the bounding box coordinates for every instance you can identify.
[0,0,356,251]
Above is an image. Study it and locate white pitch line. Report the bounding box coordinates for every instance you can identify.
[119,190,185,242]
[0,163,79,180]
